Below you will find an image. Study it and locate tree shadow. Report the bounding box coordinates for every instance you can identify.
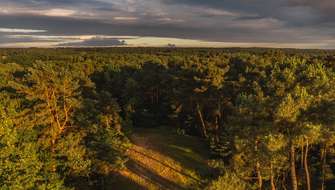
[67,172,146,190]
[156,138,213,178]
[107,172,147,190]
[126,159,188,190]
[131,127,213,179]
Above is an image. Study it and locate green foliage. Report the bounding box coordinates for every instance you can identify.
[206,172,248,190]
[0,48,334,189]
[0,59,129,189]
[0,94,69,190]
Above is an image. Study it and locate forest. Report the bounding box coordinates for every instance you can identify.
[0,48,334,190]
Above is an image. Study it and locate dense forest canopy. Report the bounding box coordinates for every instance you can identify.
[0,48,334,190]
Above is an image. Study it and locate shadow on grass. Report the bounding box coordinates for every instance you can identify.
[126,159,188,190]
[107,172,146,190]
[68,172,146,190]
[132,127,213,178]
[128,147,203,184]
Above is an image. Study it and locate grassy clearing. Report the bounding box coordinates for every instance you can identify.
[111,126,213,190]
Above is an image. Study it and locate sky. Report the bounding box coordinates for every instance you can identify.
[0,0,335,48]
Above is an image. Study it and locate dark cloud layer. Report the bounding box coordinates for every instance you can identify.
[61,37,127,47]
[0,0,334,48]
[165,0,335,24]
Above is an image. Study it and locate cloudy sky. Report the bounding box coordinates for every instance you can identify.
[0,0,334,48]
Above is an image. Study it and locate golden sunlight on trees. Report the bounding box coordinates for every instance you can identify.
[0,48,334,189]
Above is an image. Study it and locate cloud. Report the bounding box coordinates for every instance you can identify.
[1,33,334,49]
[60,36,128,47]
[0,0,335,48]
[0,28,47,33]
[113,17,139,21]
[156,17,184,23]
[164,0,335,25]
[40,9,77,17]
[229,18,283,30]
[201,8,240,17]
[0,34,135,47]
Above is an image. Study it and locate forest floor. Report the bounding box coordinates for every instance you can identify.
[110,126,213,190]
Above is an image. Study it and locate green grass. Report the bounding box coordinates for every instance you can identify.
[110,126,213,190]
[133,126,212,173]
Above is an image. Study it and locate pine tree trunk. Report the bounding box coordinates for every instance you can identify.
[214,115,220,142]
[196,103,208,138]
[290,144,298,190]
[304,140,311,190]
[256,162,263,190]
[270,163,276,190]
[321,145,327,190]
[301,145,304,169]
[282,175,287,190]
[101,176,105,190]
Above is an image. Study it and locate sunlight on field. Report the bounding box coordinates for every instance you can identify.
[113,127,212,190]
